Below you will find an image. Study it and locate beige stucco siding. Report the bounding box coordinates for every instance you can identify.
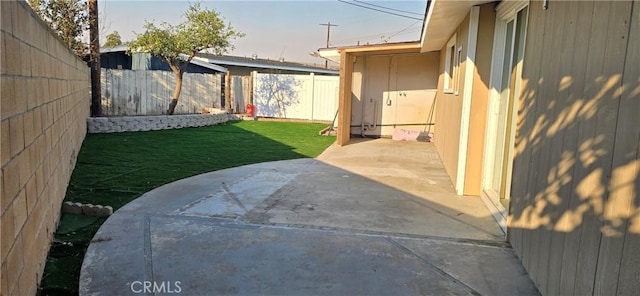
[464,3,496,196]
[434,14,470,190]
[395,54,439,129]
[349,53,439,137]
[350,55,365,128]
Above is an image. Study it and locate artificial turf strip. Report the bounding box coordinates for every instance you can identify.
[38,121,335,295]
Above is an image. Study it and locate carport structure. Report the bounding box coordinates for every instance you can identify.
[320,42,439,146]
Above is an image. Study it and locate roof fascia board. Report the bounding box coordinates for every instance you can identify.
[420,0,437,52]
[195,57,338,74]
[176,53,227,72]
[340,42,421,54]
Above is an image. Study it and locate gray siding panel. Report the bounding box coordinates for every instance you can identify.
[509,1,639,295]
[558,2,596,295]
[615,3,640,296]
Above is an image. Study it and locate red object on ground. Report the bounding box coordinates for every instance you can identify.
[246,104,255,116]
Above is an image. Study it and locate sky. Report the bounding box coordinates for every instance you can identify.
[98,0,427,66]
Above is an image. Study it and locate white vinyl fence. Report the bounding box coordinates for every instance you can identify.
[101,69,223,116]
[253,73,339,121]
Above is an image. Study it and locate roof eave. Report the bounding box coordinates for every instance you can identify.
[193,56,338,74]
[419,0,496,53]
[179,54,228,72]
[317,41,422,63]
[317,48,341,64]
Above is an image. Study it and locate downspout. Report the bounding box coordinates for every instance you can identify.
[361,56,367,137]
[362,99,378,134]
[361,101,365,137]
[363,100,377,133]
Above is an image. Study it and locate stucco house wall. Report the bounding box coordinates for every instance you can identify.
[349,53,439,137]
[434,13,470,193]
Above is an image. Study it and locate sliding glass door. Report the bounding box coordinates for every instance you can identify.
[483,4,528,210]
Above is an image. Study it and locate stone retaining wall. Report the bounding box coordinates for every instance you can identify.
[87,112,231,133]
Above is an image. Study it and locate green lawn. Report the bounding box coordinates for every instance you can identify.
[39,121,335,295]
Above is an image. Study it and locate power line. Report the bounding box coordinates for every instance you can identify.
[387,20,422,39]
[336,15,380,26]
[333,30,421,46]
[331,21,422,44]
[352,0,424,16]
[337,0,423,21]
[331,29,421,46]
[335,29,421,46]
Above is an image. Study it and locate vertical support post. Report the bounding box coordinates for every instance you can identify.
[89,0,101,117]
[224,71,231,111]
[249,71,256,105]
[337,52,353,146]
[310,72,315,122]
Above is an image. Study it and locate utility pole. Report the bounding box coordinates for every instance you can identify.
[319,22,337,69]
[89,0,101,116]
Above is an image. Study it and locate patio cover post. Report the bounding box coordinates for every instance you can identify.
[337,51,353,146]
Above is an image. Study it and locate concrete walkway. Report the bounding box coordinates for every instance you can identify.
[80,139,539,295]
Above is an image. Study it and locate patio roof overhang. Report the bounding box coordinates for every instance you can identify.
[419,0,496,52]
[317,41,422,63]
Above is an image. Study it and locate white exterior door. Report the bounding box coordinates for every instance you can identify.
[482,3,529,212]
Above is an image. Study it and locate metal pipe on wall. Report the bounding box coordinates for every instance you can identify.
[350,123,435,127]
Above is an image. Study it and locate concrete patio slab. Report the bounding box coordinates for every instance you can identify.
[80,139,539,295]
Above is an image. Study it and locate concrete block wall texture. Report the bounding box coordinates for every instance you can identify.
[0,1,90,295]
[86,111,230,133]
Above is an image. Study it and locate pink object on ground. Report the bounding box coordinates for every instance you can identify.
[392,128,434,142]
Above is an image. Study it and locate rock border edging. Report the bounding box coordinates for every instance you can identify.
[87,111,231,133]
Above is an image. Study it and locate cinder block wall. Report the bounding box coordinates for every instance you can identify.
[1,1,90,295]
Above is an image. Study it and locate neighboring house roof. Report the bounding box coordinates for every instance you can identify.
[98,46,336,74]
[178,54,228,72]
[101,45,129,53]
[99,46,229,72]
[420,0,495,52]
[194,53,339,75]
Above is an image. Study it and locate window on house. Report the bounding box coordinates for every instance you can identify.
[454,46,463,94]
[443,34,459,94]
